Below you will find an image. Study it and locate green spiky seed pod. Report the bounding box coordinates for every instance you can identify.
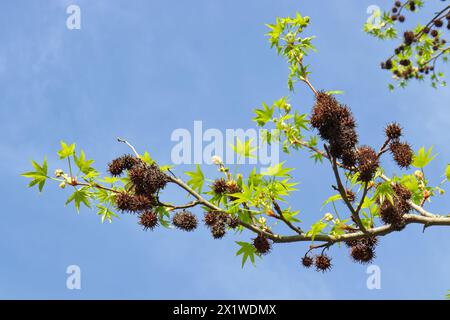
[139,210,158,231]
[253,234,271,255]
[315,254,332,272]
[172,210,198,231]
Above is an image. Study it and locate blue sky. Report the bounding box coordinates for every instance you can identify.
[1,0,449,299]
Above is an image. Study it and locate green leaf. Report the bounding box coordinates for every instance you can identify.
[141,151,154,165]
[306,220,328,241]
[325,90,344,95]
[322,194,342,207]
[373,181,394,205]
[261,161,293,178]
[96,205,118,223]
[235,241,259,268]
[22,158,48,192]
[253,103,274,126]
[57,141,75,159]
[73,150,95,175]
[185,165,204,193]
[445,164,450,181]
[412,146,437,169]
[66,187,91,213]
[231,138,257,159]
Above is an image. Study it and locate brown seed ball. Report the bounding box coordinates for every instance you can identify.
[108,155,138,176]
[204,211,218,227]
[351,244,375,264]
[301,256,314,268]
[253,234,272,255]
[129,162,169,196]
[315,254,332,272]
[172,210,198,231]
[434,19,443,28]
[399,59,411,66]
[431,29,439,37]
[115,192,154,213]
[211,222,226,239]
[139,210,158,231]
[395,1,401,7]
[385,59,393,70]
[356,146,379,182]
[212,178,228,194]
[398,15,405,22]
[379,199,405,228]
[390,141,413,168]
[385,122,402,140]
[404,31,415,45]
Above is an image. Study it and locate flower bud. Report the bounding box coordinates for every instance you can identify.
[211,156,223,165]
[59,181,66,189]
[324,213,334,222]
[414,170,424,180]
[54,169,64,177]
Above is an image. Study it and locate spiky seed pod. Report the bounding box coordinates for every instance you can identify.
[356,146,379,182]
[108,155,138,176]
[211,222,226,239]
[115,192,135,212]
[398,15,405,22]
[212,178,228,195]
[379,199,405,229]
[139,210,158,231]
[434,19,443,28]
[341,150,357,168]
[431,29,439,37]
[391,15,398,21]
[409,1,416,11]
[393,183,412,201]
[350,244,375,264]
[310,92,358,162]
[390,141,413,168]
[302,256,314,268]
[253,234,271,255]
[399,59,411,66]
[129,162,169,196]
[404,31,415,46]
[226,216,239,229]
[315,254,332,272]
[226,181,241,200]
[115,192,154,213]
[172,210,198,232]
[385,122,402,140]
[385,59,393,70]
[203,211,217,227]
[395,1,401,7]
